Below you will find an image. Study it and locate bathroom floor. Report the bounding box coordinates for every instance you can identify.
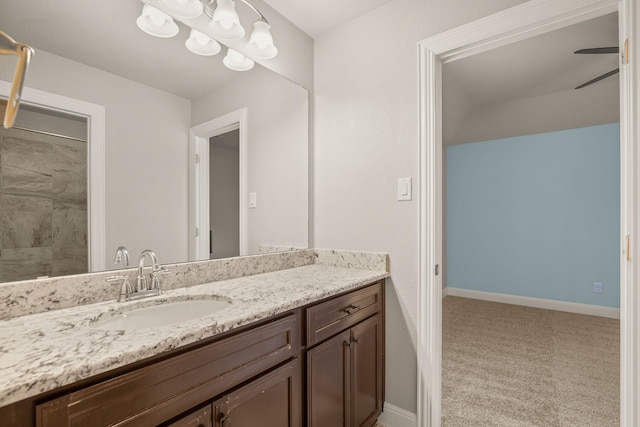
[442,296,619,426]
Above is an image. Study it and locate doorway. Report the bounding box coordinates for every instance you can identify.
[209,129,240,259]
[0,81,105,272]
[189,108,248,261]
[417,0,638,426]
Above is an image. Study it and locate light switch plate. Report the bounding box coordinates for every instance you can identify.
[249,192,257,208]
[397,177,412,201]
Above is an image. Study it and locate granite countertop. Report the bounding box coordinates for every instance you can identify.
[0,264,388,408]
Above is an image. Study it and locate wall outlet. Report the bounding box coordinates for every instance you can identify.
[593,282,603,293]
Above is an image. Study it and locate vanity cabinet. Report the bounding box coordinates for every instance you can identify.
[306,282,384,427]
[2,280,384,427]
[35,314,299,427]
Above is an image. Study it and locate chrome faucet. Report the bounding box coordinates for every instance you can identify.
[106,249,170,302]
[136,249,159,292]
[113,246,130,268]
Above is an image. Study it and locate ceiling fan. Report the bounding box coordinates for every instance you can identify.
[574,46,619,89]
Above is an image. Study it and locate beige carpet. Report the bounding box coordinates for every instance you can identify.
[442,296,619,427]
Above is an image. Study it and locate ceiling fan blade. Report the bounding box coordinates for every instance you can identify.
[574,47,619,54]
[575,68,620,89]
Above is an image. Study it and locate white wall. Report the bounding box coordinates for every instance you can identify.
[0,49,191,268]
[313,0,527,413]
[192,66,309,254]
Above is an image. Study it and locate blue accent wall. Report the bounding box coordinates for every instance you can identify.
[446,123,620,308]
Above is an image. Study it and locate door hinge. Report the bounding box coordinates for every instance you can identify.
[435,264,440,276]
[623,38,629,65]
[626,234,631,261]
[195,227,199,237]
[195,154,200,163]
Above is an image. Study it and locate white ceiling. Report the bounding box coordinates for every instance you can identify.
[263,0,393,38]
[443,12,620,146]
[445,13,619,109]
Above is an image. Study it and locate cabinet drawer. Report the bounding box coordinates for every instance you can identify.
[306,282,382,347]
[36,314,299,427]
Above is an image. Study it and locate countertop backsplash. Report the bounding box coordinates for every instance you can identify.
[0,248,388,320]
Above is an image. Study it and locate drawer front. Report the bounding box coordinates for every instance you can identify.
[36,314,299,427]
[306,282,382,347]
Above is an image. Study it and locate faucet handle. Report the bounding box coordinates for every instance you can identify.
[106,275,133,302]
[156,266,171,274]
[149,267,171,291]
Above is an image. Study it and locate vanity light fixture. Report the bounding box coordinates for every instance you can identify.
[0,31,34,129]
[186,29,222,56]
[208,0,245,40]
[136,0,277,72]
[159,0,203,18]
[136,4,180,38]
[223,48,254,71]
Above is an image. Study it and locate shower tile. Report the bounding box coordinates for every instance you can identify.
[1,136,52,176]
[52,246,88,277]
[1,247,53,282]
[1,211,52,249]
[1,193,53,212]
[1,169,53,197]
[51,140,87,183]
[52,209,87,248]
[53,179,87,210]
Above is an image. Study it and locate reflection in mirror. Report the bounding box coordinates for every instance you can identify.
[0,0,308,283]
[0,101,89,282]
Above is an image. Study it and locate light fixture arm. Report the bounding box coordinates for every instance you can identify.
[203,0,269,26]
[0,31,34,129]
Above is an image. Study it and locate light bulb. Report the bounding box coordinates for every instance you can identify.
[186,29,221,56]
[136,5,179,38]
[223,48,254,71]
[160,0,203,19]
[247,21,277,59]
[209,0,245,40]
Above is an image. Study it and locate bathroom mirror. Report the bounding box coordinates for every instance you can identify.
[0,0,308,282]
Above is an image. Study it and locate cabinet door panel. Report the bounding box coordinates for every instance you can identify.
[307,330,351,427]
[213,359,301,427]
[351,314,383,427]
[166,405,212,427]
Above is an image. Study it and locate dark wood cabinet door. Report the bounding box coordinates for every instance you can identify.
[350,314,383,427]
[35,314,299,427]
[213,359,301,427]
[307,330,351,427]
[166,405,212,427]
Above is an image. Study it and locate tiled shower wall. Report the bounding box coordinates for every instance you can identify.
[0,127,87,282]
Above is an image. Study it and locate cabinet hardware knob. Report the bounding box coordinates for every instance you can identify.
[220,416,232,427]
[352,337,360,344]
[343,304,361,314]
[345,340,352,348]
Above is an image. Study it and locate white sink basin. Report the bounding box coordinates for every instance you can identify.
[91,297,231,331]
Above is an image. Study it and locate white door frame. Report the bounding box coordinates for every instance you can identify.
[189,108,248,261]
[417,0,638,425]
[0,81,106,272]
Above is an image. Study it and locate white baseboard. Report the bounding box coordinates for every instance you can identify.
[378,402,417,427]
[442,287,448,298]
[445,287,620,319]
